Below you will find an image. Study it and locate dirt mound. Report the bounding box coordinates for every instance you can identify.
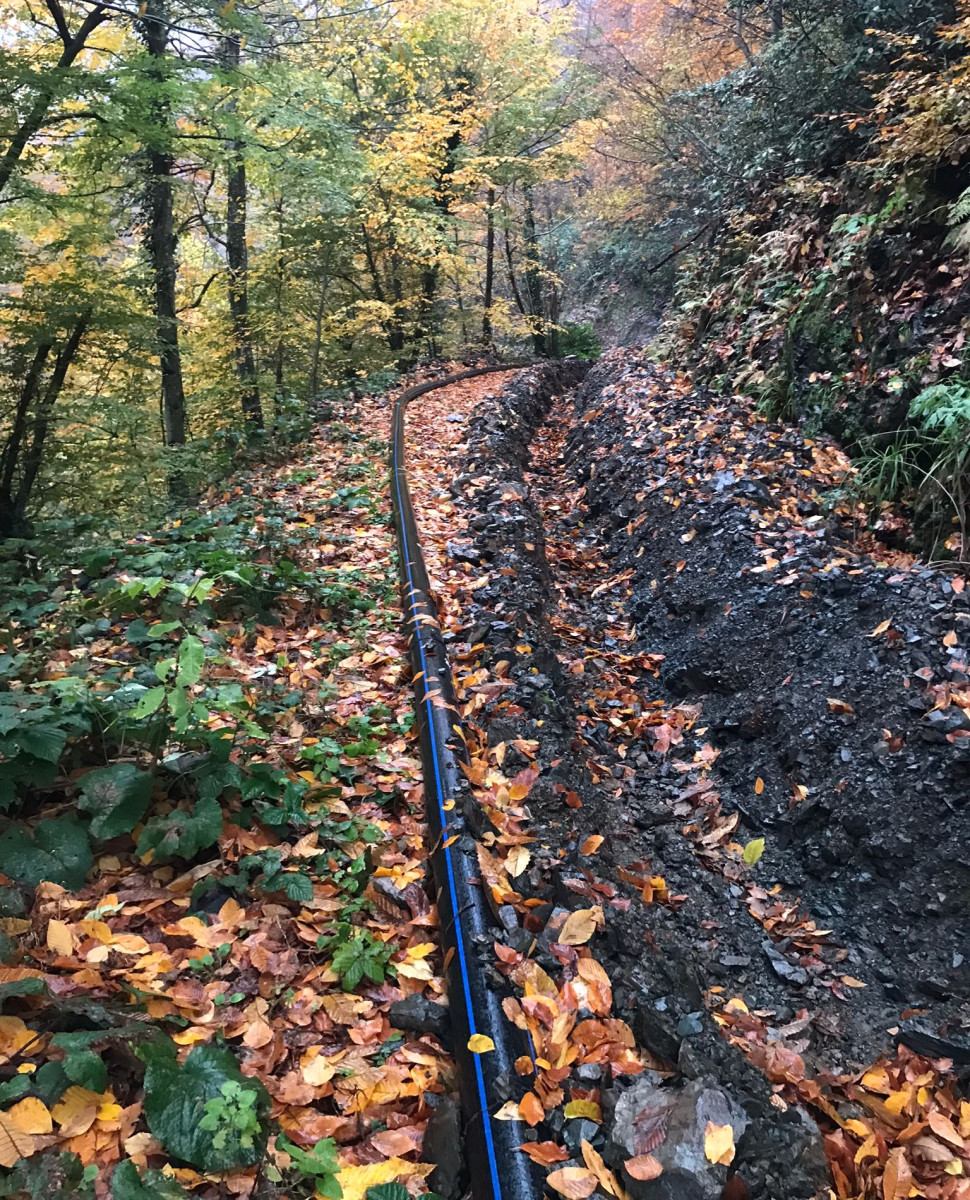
[568,351,970,1042]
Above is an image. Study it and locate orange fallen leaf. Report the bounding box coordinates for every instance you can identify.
[580,835,604,855]
[546,1167,598,1199]
[883,1146,912,1199]
[625,1155,663,1181]
[518,1141,569,1166]
[518,1092,544,1127]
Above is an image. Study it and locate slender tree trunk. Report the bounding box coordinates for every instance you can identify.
[141,0,187,448]
[17,310,90,509]
[503,228,527,317]
[0,312,89,537]
[308,277,329,401]
[523,187,548,357]
[221,34,262,432]
[482,187,496,347]
[0,2,109,201]
[273,196,285,422]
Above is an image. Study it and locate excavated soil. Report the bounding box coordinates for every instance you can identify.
[416,352,970,1199]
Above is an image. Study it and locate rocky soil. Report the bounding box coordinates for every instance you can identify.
[421,351,970,1200]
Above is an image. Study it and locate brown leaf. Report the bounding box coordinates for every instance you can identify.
[557,907,602,946]
[517,1142,569,1166]
[882,1147,912,1200]
[546,1167,598,1199]
[624,1155,663,1181]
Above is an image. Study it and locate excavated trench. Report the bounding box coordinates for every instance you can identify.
[407,354,970,1200]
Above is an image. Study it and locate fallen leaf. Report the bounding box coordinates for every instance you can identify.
[704,1122,735,1166]
[742,838,765,865]
[0,1112,34,1167]
[558,907,602,946]
[518,1141,569,1165]
[46,920,74,957]
[5,1098,51,1136]
[336,1157,434,1200]
[869,619,892,637]
[546,1167,598,1199]
[519,1092,544,1126]
[564,1099,602,1122]
[467,1034,495,1054]
[883,1146,912,1199]
[505,846,530,878]
[754,777,764,795]
[50,1085,100,1137]
[580,835,604,855]
[624,1155,663,1181]
[581,1139,623,1198]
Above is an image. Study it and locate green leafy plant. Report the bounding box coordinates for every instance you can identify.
[276,1135,342,1199]
[139,1039,270,1172]
[198,1080,264,1159]
[136,796,224,865]
[319,923,395,990]
[77,763,154,839]
[110,1161,191,1200]
[0,819,92,890]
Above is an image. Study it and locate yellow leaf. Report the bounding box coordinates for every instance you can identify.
[505,846,530,878]
[5,1098,51,1135]
[0,1017,37,1060]
[467,1034,495,1054]
[704,1122,735,1165]
[564,1099,602,1122]
[557,906,602,946]
[335,1158,434,1200]
[46,920,74,957]
[581,1139,622,1197]
[742,838,765,865]
[0,1112,35,1167]
[50,1085,100,1136]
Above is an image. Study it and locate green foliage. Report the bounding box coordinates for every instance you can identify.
[139,1039,270,1172]
[198,1081,265,1160]
[0,819,92,890]
[136,796,224,865]
[558,322,601,361]
[277,1135,342,1199]
[0,1152,95,1199]
[319,923,396,991]
[77,764,154,840]
[110,1161,191,1200]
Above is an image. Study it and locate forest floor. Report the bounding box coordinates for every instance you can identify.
[2,351,970,1200]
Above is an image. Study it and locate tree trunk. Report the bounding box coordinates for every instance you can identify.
[273,196,286,423]
[141,0,187,449]
[523,187,549,357]
[0,2,109,201]
[221,33,262,432]
[0,312,89,538]
[17,310,91,510]
[308,276,329,402]
[482,187,495,347]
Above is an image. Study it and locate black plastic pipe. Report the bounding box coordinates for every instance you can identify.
[390,365,542,1200]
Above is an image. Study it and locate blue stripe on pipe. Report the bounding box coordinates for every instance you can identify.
[391,416,504,1200]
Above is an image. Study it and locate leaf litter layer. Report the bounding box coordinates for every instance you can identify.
[404,353,970,1200]
[0,398,460,1199]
